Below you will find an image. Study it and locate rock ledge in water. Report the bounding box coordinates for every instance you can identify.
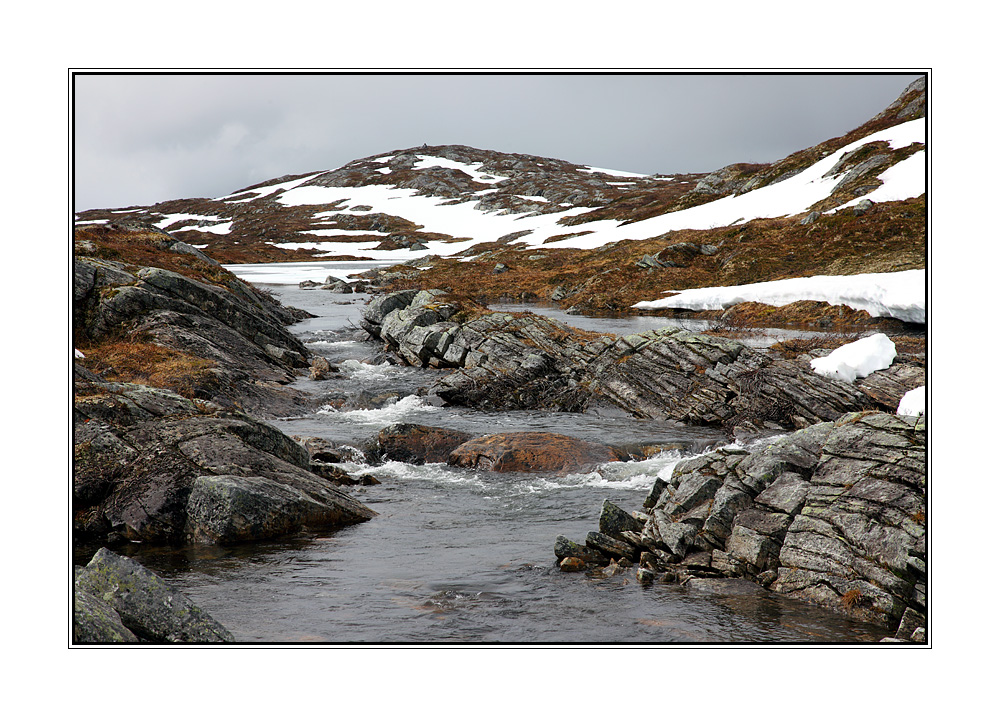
[362,290,893,431]
[556,411,926,637]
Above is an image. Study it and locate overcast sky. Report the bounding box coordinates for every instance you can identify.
[73,72,922,211]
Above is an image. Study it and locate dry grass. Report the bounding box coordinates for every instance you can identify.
[77,337,218,399]
[840,589,864,609]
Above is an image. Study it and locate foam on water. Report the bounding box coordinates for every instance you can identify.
[304,339,358,348]
[325,394,442,427]
[361,460,485,488]
[349,448,695,497]
[544,449,686,491]
[337,359,408,383]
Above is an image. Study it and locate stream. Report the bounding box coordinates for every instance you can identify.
[118,261,892,643]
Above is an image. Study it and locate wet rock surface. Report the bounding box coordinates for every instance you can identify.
[363,423,475,465]
[556,411,927,639]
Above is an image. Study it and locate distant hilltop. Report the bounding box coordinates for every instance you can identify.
[75,78,926,268]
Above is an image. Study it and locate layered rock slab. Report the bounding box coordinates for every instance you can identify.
[75,255,313,416]
[562,411,926,633]
[362,290,880,430]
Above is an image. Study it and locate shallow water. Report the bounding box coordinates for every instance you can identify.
[116,266,892,643]
[491,301,831,349]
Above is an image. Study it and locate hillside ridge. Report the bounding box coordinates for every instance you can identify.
[75,78,926,272]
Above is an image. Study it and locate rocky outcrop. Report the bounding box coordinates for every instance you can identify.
[558,410,926,637]
[362,289,612,411]
[856,361,925,411]
[362,290,880,431]
[75,548,233,643]
[74,373,376,546]
[585,326,875,431]
[73,229,381,551]
[74,253,313,417]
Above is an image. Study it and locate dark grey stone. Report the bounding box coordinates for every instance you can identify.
[76,549,233,643]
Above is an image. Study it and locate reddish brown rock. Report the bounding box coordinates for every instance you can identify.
[448,432,625,473]
[364,423,475,465]
[559,557,587,572]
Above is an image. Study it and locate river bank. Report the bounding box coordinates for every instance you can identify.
[90,282,901,643]
[72,233,926,643]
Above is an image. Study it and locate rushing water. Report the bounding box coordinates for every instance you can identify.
[114,263,892,643]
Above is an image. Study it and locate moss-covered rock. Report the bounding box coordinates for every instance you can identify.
[75,549,233,643]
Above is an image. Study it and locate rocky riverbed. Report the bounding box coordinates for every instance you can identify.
[72,228,927,643]
[354,288,928,641]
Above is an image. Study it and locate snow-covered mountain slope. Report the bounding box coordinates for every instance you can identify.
[75,79,927,268]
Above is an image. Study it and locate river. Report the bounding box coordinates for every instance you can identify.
[117,261,892,643]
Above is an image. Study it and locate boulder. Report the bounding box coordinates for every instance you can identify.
[598,499,643,540]
[74,380,376,546]
[74,585,140,643]
[185,473,373,544]
[320,278,353,293]
[448,432,624,473]
[75,549,233,643]
[363,423,475,465]
[309,356,333,380]
[586,531,639,562]
[853,198,875,215]
[559,557,587,572]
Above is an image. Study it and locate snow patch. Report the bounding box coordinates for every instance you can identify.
[897,386,926,417]
[215,172,325,202]
[810,333,896,382]
[154,213,232,234]
[579,166,650,178]
[270,240,382,253]
[831,150,926,212]
[413,155,508,184]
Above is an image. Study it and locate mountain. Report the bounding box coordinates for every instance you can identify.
[75,78,926,314]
